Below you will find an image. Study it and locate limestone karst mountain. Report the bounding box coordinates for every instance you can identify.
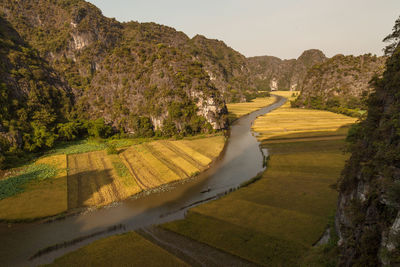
[247,49,327,91]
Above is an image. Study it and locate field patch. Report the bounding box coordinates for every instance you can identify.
[120,137,224,190]
[252,98,356,141]
[0,155,68,220]
[67,151,131,208]
[46,231,188,267]
[227,96,276,122]
[178,136,225,159]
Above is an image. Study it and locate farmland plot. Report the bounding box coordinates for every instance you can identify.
[67,151,136,208]
[120,138,224,190]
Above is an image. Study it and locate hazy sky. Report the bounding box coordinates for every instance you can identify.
[87,0,399,59]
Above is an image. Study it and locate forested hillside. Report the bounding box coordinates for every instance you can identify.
[293,54,386,117]
[0,16,72,167]
[336,17,400,266]
[0,0,266,167]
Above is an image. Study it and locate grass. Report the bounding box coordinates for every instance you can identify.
[43,138,158,157]
[226,96,277,122]
[162,102,354,266]
[0,155,68,221]
[45,231,188,267]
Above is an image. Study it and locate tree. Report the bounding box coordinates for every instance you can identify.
[57,121,82,141]
[383,15,400,56]
[86,118,113,139]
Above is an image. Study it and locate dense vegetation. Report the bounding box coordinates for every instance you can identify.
[0,17,72,168]
[336,17,400,266]
[292,54,386,117]
[0,0,267,168]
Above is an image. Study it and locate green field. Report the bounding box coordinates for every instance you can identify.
[0,155,68,221]
[45,232,188,267]
[0,135,225,221]
[162,101,354,266]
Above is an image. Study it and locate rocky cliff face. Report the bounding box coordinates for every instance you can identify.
[0,0,235,134]
[293,54,386,116]
[335,46,400,266]
[190,35,256,102]
[247,49,327,91]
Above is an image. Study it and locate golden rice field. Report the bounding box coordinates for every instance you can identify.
[163,101,356,266]
[271,90,299,100]
[226,96,276,122]
[253,98,357,142]
[120,137,223,190]
[0,136,225,220]
[67,150,140,209]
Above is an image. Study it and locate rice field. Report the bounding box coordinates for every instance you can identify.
[0,155,68,221]
[163,102,355,265]
[253,98,357,142]
[271,90,299,100]
[120,137,223,190]
[67,151,140,209]
[45,232,188,267]
[0,136,225,219]
[226,96,276,122]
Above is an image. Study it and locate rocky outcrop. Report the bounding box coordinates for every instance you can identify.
[335,45,400,266]
[190,35,256,102]
[247,49,327,91]
[293,54,386,115]
[0,0,230,134]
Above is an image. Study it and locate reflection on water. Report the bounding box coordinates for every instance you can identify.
[0,96,286,267]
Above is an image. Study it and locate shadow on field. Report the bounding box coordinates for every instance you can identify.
[67,169,115,209]
[260,124,353,146]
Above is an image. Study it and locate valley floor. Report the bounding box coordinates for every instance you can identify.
[163,98,356,266]
[43,94,357,266]
[0,95,280,222]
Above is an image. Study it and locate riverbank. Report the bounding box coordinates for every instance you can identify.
[162,97,357,266]
[0,135,225,222]
[37,96,281,266]
[0,95,281,223]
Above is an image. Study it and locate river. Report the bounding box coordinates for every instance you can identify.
[0,96,286,266]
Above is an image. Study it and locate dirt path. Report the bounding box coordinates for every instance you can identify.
[137,226,259,267]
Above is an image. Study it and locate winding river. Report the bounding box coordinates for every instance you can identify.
[0,96,286,267]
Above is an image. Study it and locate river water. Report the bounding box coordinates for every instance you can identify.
[0,96,286,266]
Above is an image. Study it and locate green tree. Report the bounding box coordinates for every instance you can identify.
[383,15,400,55]
[86,118,113,139]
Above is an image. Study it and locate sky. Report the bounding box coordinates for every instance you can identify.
[87,0,400,59]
